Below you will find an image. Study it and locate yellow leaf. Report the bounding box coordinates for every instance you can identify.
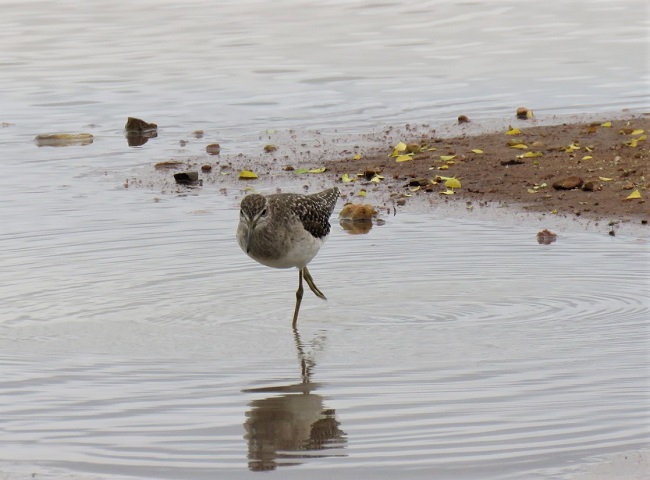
[308,167,327,173]
[518,151,543,158]
[439,189,455,195]
[527,188,538,194]
[444,178,461,189]
[395,154,413,162]
[526,109,534,119]
[341,173,354,183]
[585,146,593,152]
[440,154,456,162]
[636,134,647,141]
[582,155,593,160]
[550,209,558,214]
[358,189,367,197]
[353,153,362,160]
[626,189,642,200]
[510,143,528,149]
[390,142,407,156]
[601,121,612,127]
[471,149,483,154]
[626,138,638,148]
[370,174,384,183]
[438,164,449,170]
[599,177,613,181]
[409,186,421,192]
[506,126,522,135]
[239,170,258,179]
[631,129,644,135]
[565,142,580,152]
[426,147,438,152]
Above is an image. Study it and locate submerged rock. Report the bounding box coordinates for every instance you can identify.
[35,133,93,147]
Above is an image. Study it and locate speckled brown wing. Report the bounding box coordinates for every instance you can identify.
[294,188,339,239]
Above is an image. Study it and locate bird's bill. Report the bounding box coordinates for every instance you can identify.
[246,224,254,253]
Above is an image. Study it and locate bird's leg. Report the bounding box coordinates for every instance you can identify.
[292,268,304,327]
[303,266,326,300]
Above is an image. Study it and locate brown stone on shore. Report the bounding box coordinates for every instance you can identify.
[553,176,584,190]
[201,164,212,172]
[458,115,470,124]
[582,180,602,192]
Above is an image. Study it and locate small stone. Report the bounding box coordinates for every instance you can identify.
[552,176,584,190]
[264,144,278,153]
[405,143,421,154]
[155,160,185,170]
[206,143,221,155]
[201,164,212,172]
[339,203,377,221]
[582,180,602,192]
[407,177,429,187]
[125,117,157,133]
[174,172,199,185]
[516,107,530,119]
[536,229,557,245]
[457,115,470,124]
[620,180,635,190]
[193,130,204,138]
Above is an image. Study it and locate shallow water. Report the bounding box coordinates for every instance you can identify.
[1,0,649,478]
[1,189,649,479]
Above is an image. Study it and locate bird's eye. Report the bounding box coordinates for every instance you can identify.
[261,208,268,216]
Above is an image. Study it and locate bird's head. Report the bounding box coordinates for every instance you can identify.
[239,194,270,253]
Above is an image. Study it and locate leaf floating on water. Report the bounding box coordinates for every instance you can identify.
[444,178,462,189]
[510,143,528,149]
[294,168,308,174]
[582,155,593,160]
[631,129,645,136]
[438,164,449,170]
[471,149,484,154]
[308,167,327,173]
[239,170,258,179]
[395,154,413,162]
[599,176,613,181]
[506,126,522,135]
[341,173,355,183]
[600,121,612,127]
[626,189,642,200]
[439,189,455,195]
[625,138,638,147]
[440,154,456,162]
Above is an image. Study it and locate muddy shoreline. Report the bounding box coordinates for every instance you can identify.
[132,112,649,235]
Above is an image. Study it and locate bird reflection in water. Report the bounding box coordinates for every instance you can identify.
[242,327,347,471]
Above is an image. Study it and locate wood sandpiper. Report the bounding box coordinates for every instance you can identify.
[237,187,340,326]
